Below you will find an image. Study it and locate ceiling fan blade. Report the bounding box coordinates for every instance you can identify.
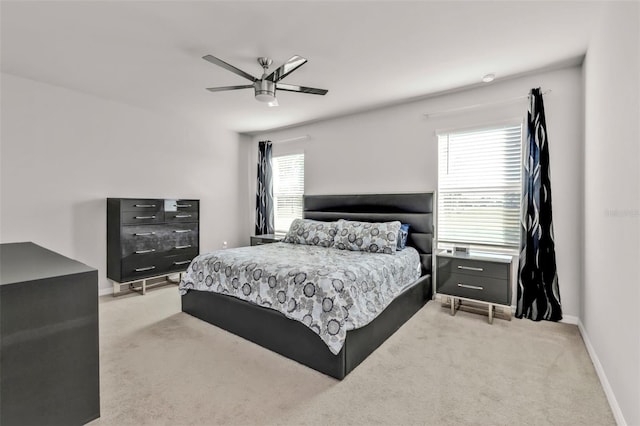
[206,85,254,92]
[203,55,257,82]
[267,55,307,82]
[276,83,328,95]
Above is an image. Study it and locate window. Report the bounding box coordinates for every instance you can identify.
[273,153,304,234]
[437,123,522,248]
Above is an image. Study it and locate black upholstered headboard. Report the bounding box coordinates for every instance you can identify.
[303,192,434,276]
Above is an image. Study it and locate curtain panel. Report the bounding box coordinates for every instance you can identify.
[255,141,274,235]
[516,88,563,321]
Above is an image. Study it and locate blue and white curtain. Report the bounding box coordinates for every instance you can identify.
[516,88,562,321]
[255,141,274,235]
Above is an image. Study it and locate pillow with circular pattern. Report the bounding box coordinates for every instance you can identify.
[282,218,338,247]
[333,220,401,254]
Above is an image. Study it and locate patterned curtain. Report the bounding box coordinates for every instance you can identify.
[516,88,562,321]
[255,141,274,235]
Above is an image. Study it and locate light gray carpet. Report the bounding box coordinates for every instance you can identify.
[90,286,614,426]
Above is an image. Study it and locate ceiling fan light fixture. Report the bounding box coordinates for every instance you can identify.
[255,91,276,102]
[255,79,276,102]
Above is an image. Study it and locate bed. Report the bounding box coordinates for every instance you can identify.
[181,192,434,379]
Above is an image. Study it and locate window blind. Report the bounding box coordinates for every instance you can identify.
[273,153,304,233]
[437,124,522,248]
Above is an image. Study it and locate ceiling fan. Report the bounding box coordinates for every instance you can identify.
[203,54,328,107]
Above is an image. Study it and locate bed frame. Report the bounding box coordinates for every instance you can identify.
[181,192,434,379]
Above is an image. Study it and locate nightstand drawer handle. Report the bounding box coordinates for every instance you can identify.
[458,283,484,290]
[134,204,156,208]
[134,215,156,220]
[134,249,155,254]
[174,260,191,265]
[176,204,192,208]
[458,265,484,272]
[173,230,190,233]
[175,245,192,249]
[134,232,155,236]
[175,214,192,218]
[135,266,156,272]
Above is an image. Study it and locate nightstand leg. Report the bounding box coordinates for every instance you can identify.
[142,279,147,295]
[450,297,456,316]
[488,304,494,324]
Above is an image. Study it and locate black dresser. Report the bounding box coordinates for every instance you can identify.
[107,198,199,291]
[0,242,100,426]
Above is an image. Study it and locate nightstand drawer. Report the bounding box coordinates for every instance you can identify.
[437,272,509,305]
[251,235,282,246]
[437,256,509,280]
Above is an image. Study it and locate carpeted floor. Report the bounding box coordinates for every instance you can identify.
[89,286,614,426]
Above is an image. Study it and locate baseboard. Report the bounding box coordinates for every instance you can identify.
[507,305,579,325]
[98,287,113,296]
[560,314,579,325]
[577,319,627,426]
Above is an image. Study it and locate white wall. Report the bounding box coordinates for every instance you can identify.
[0,73,249,294]
[248,66,584,319]
[583,2,640,425]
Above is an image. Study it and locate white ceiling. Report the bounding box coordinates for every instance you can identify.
[1,1,600,133]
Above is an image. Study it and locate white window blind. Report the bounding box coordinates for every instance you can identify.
[437,123,522,248]
[273,153,304,233]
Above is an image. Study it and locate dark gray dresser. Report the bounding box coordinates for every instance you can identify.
[107,198,199,292]
[0,242,100,426]
[436,251,512,323]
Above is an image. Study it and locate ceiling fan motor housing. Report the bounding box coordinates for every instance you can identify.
[255,79,276,102]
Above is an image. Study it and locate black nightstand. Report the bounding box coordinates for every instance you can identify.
[436,250,513,323]
[250,234,283,246]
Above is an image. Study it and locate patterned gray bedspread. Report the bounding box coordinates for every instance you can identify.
[179,243,421,354]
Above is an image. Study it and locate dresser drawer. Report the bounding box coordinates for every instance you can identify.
[158,224,198,250]
[121,254,163,281]
[163,252,197,273]
[120,225,160,256]
[437,256,509,280]
[164,199,199,213]
[121,210,164,225]
[437,272,509,305]
[165,210,198,223]
[120,199,163,212]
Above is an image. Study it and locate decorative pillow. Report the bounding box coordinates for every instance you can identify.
[283,219,338,247]
[397,223,410,250]
[333,220,401,254]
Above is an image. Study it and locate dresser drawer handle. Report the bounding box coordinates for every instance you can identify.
[173,230,190,233]
[135,266,156,272]
[457,283,484,291]
[174,260,192,265]
[175,245,192,249]
[176,204,192,208]
[134,204,156,208]
[134,215,156,220]
[134,232,156,236]
[175,214,192,218]
[458,265,484,272]
[134,249,156,254]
